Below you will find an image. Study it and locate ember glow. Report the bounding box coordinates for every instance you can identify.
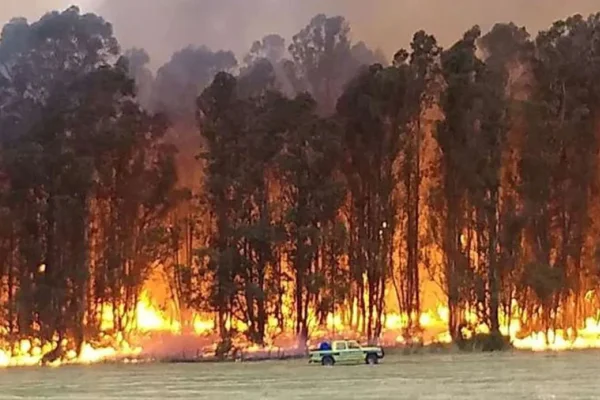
[3,286,600,368]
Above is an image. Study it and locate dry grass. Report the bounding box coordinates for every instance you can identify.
[0,351,599,399]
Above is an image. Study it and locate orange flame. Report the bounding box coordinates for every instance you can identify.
[3,286,600,368]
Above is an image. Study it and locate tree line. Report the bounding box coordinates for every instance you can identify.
[1,6,600,358]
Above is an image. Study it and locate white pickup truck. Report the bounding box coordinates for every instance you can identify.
[308,340,385,366]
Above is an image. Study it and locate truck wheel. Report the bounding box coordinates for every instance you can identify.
[322,356,335,366]
[365,353,379,365]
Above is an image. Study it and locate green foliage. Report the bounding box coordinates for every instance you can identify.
[197,63,348,342]
[522,263,564,303]
[455,331,512,352]
[288,14,382,114]
[0,7,179,351]
[337,62,412,339]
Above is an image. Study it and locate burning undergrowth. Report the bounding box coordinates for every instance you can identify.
[4,285,600,368]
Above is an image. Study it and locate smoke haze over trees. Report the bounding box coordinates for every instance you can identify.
[2,3,600,362]
[5,1,600,69]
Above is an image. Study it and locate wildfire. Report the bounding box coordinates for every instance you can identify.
[136,291,181,333]
[0,337,142,368]
[510,317,600,351]
[4,286,600,368]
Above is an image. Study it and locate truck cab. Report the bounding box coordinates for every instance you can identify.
[309,340,384,366]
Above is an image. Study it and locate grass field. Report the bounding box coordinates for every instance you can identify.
[0,351,598,399]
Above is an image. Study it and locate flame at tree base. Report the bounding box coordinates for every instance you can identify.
[3,291,600,367]
[0,336,143,368]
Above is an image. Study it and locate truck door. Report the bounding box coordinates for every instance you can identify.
[332,341,349,363]
[346,340,364,362]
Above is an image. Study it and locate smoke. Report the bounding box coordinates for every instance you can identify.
[5,1,599,70]
[4,0,600,68]
[94,0,600,69]
[0,0,96,25]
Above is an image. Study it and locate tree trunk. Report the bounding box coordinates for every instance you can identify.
[7,229,15,334]
[42,193,57,342]
[295,257,304,337]
[488,189,500,334]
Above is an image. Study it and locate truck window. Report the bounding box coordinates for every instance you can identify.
[334,342,347,351]
[347,341,361,350]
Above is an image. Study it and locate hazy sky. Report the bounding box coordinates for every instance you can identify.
[1,0,94,22]
[3,0,600,69]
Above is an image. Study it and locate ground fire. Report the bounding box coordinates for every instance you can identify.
[2,275,600,367]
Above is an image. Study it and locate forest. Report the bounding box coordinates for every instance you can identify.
[1,6,600,359]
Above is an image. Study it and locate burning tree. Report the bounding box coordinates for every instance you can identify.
[0,7,179,361]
